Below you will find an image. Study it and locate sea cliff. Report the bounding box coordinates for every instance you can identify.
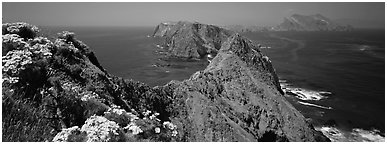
[2,22,329,142]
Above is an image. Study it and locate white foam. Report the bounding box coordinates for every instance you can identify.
[317,126,346,142]
[351,128,385,142]
[283,86,331,101]
[298,101,333,110]
[279,79,331,101]
[317,126,385,142]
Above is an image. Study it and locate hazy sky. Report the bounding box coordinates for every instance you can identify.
[2,2,385,28]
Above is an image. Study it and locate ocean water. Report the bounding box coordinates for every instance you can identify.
[41,26,385,141]
[40,26,208,86]
[243,30,385,141]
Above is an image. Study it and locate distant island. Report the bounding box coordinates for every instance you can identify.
[223,14,354,32]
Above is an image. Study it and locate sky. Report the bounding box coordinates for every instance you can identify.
[2,2,385,28]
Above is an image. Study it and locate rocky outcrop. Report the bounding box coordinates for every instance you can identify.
[2,22,329,142]
[166,34,328,141]
[274,14,354,31]
[153,21,234,59]
[152,22,178,37]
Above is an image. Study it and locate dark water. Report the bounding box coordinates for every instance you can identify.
[40,26,208,86]
[243,30,385,141]
[41,26,384,141]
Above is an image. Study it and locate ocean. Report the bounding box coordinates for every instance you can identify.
[40,26,385,142]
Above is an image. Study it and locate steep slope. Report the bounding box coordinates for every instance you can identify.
[166,34,328,141]
[274,14,354,31]
[153,21,234,59]
[2,22,329,142]
[2,22,177,142]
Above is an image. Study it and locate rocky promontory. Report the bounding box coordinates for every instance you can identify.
[273,14,354,31]
[153,21,234,59]
[2,22,329,142]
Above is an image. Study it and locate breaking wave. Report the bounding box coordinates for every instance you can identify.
[280,79,332,101]
[298,101,333,110]
[317,126,385,142]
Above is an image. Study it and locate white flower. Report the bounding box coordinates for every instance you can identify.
[124,122,143,135]
[2,76,19,84]
[172,130,178,137]
[155,127,161,134]
[80,115,120,142]
[142,110,152,116]
[52,126,81,142]
[2,49,33,75]
[80,91,99,102]
[163,121,177,130]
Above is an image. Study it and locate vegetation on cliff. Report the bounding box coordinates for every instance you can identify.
[2,22,329,142]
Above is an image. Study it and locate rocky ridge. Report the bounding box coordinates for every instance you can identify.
[2,22,329,142]
[274,14,354,31]
[153,21,234,59]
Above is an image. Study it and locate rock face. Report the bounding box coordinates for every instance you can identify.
[166,34,328,141]
[274,14,354,31]
[153,21,234,59]
[2,22,329,142]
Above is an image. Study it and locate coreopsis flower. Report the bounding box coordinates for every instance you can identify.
[81,115,120,142]
[171,130,178,137]
[142,110,152,116]
[3,22,40,36]
[124,122,143,135]
[2,34,29,51]
[2,49,33,75]
[52,126,81,142]
[155,127,161,134]
[163,121,177,130]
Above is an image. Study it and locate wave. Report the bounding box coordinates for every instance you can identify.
[298,101,333,110]
[317,126,385,142]
[355,44,384,59]
[280,79,332,101]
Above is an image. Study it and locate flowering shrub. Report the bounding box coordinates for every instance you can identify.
[29,37,53,58]
[2,22,39,39]
[124,122,143,135]
[52,126,82,142]
[2,49,33,76]
[2,34,29,53]
[81,115,121,142]
[104,105,139,127]
[2,26,53,85]
[61,82,102,102]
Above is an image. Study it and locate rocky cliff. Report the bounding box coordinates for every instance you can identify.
[274,14,354,31]
[153,21,234,59]
[2,22,329,142]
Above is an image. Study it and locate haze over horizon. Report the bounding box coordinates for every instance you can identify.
[2,2,385,28]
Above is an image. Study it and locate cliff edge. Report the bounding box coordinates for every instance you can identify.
[2,22,329,142]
